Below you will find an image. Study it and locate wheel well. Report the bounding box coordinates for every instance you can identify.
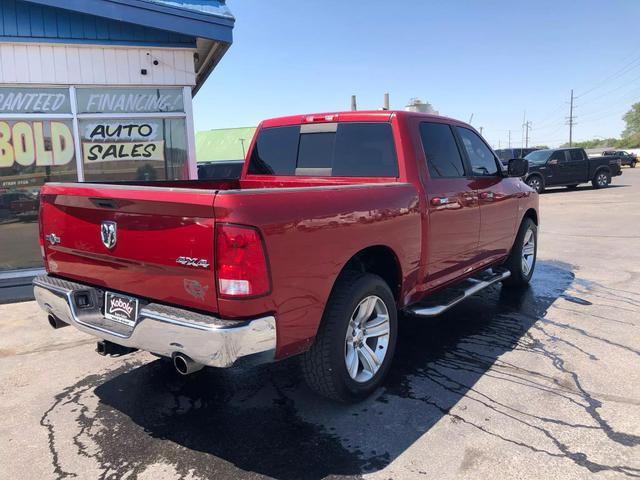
[340,246,402,301]
[526,172,543,183]
[523,208,538,225]
[594,166,610,177]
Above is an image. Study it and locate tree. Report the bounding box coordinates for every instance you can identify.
[622,102,640,138]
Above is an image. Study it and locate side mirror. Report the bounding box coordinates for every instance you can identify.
[508,158,528,177]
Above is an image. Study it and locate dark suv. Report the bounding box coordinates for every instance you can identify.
[602,150,637,168]
[495,148,539,166]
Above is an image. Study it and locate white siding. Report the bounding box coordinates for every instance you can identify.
[0,43,196,86]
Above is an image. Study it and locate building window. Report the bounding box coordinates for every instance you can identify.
[0,86,191,273]
[79,118,188,182]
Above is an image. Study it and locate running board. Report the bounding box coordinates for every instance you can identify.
[407,269,511,317]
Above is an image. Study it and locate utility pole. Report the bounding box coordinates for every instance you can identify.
[522,121,532,148]
[567,89,575,147]
[351,95,357,111]
[508,130,512,148]
[479,126,483,136]
[383,93,390,110]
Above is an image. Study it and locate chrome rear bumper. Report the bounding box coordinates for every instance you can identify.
[33,274,276,368]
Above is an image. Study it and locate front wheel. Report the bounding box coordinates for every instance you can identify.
[502,218,537,288]
[301,272,397,402]
[526,175,544,193]
[592,170,610,189]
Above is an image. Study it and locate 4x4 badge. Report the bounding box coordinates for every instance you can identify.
[101,221,117,249]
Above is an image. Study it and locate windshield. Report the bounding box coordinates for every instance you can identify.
[525,150,552,165]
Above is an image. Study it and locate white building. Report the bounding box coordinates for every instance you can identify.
[0,0,235,283]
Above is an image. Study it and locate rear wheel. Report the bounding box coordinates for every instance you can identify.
[592,170,610,189]
[526,175,544,193]
[502,218,537,288]
[301,272,397,402]
[631,161,637,168]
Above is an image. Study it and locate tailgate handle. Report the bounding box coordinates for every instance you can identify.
[90,198,119,209]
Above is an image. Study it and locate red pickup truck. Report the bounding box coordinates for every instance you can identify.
[34,110,538,402]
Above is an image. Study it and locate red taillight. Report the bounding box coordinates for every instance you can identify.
[215,224,270,297]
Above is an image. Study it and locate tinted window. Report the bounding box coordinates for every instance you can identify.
[247,126,299,175]
[569,149,584,161]
[456,127,498,176]
[333,123,398,177]
[419,122,465,178]
[247,123,398,177]
[298,132,335,169]
[550,150,567,163]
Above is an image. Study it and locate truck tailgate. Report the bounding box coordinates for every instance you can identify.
[39,183,219,313]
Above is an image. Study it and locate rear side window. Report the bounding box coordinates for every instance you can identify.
[569,149,584,161]
[419,122,466,178]
[248,122,398,177]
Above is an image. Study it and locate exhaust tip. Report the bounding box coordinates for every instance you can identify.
[48,314,68,329]
[172,353,203,375]
[96,340,107,356]
[174,354,189,375]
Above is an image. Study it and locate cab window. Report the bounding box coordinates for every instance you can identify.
[456,127,499,176]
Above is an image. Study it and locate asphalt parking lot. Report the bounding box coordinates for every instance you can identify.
[1,170,639,480]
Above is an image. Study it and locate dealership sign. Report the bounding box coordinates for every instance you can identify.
[0,87,71,114]
[83,141,165,163]
[0,120,74,167]
[82,120,165,163]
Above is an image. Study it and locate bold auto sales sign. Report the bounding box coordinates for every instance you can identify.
[82,121,165,163]
[0,120,75,167]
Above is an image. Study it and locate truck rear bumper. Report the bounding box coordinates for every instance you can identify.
[33,274,276,368]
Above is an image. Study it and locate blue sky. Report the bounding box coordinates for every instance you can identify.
[193,0,640,148]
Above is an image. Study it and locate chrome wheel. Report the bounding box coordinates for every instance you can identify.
[344,295,390,383]
[521,227,536,276]
[527,177,541,193]
[597,172,608,187]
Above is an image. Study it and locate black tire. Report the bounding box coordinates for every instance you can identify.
[631,162,637,168]
[526,175,544,193]
[301,271,398,402]
[566,184,579,190]
[592,170,610,189]
[502,218,537,288]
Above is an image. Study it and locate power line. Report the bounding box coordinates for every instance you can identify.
[575,50,640,99]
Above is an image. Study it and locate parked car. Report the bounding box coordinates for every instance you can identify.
[523,147,622,193]
[495,147,539,165]
[602,150,637,168]
[33,110,538,402]
[197,160,244,180]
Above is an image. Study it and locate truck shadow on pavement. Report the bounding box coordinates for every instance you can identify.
[42,260,639,479]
